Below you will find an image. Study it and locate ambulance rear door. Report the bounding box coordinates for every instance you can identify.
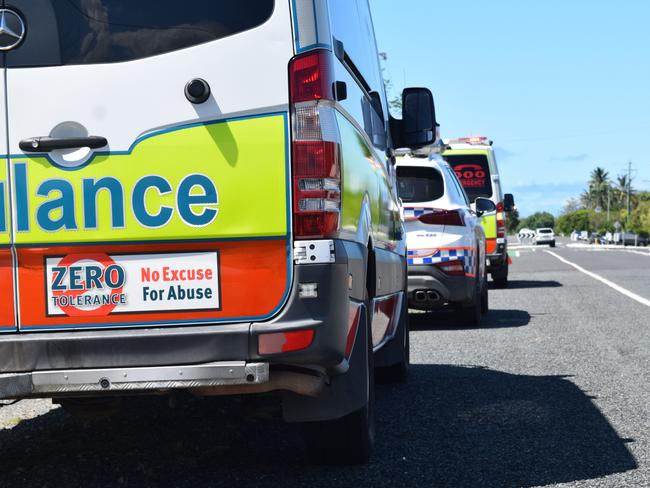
[3,0,294,331]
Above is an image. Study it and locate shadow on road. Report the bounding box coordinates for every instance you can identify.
[0,365,636,488]
[498,280,563,290]
[410,308,531,330]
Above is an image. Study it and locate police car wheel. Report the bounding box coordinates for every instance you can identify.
[480,272,489,316]
[459,276,482,327]
[303,305,375,465]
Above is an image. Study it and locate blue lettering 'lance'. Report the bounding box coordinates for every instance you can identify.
[2,163,219,233]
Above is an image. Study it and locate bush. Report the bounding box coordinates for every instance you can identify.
[555,210,591,235]
[630,202,650,235]
[519,211,555,231]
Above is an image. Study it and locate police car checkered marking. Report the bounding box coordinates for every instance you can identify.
[403,207,434,221]
[407,248,440,258]
[408,247,477,276]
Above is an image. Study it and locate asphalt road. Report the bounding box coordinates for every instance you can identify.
[0,242,649,487]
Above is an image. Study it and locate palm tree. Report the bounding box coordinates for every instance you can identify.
[579,189,594,209]
[585,167,610,210]
[613,175,630,210]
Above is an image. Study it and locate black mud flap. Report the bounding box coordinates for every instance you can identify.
[374,292,408,368]
[281,303,369,423]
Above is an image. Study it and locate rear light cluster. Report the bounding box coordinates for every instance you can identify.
[290,50,342,239]
[435,260,465,276]
[496,202,505,238]
[258,329,315,355]
[418,209,465,226]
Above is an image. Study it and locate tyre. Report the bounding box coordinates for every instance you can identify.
[550,241,556,248]
[491,257,509,288]
[458,276,481,327]
[302,307,375,465]
[480,271,489,316]
[376,296,410,384]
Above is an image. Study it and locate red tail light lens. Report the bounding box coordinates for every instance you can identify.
[294,213,340,239]
[418,209,465,226]
[290,50,341,239]
[435,260,465,276]
[496,202,505,238]
[290,50,335,103]
[293,140,340,178]
[258,329,315,355]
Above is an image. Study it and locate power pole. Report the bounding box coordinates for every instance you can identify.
[626,161,632,227]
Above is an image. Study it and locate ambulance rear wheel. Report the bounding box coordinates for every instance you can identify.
[492,259,509,289]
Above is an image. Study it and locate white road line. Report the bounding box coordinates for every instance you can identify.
[625,250,650,257]
[546,250,650,308]
[582,248,649,256]
[567,243,650,254]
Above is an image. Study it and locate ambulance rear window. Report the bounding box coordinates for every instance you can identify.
[5,0,275,67]
[444,154,493,202]
[396,166,444,203]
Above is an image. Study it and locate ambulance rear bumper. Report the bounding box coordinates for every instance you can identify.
[0,361,269,399]
[0,240,373,402]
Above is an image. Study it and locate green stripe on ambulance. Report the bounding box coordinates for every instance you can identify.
[4,114,288,245]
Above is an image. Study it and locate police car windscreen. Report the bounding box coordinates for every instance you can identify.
[445,155,493,202]
[5,0,275,67]
[397,167,444,203]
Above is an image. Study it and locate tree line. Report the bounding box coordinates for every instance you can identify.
[507,167,650,237]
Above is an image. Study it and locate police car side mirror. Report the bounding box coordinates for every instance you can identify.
[392,87,437,149]
[504,193,515,212]
[475,197,496,217]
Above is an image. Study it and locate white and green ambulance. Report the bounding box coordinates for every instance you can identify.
[0,0,436,464]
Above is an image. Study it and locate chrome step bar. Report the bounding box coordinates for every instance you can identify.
[0,361,269,398]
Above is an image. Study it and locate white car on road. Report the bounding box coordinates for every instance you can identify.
[535,228,556,247]
[396,154,493,325]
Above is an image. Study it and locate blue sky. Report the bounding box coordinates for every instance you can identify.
[371,0,650,216]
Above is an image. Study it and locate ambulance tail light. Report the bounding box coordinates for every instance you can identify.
[290,50,334,103]
[496,202,506,238]
[258,329,315,355]
[435,260,465,276]
[418,209,465,227]
[289,50,342,239]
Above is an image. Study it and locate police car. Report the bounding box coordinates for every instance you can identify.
[443,137,515,288]
[0,0,437,464]
[396,152,493,325]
